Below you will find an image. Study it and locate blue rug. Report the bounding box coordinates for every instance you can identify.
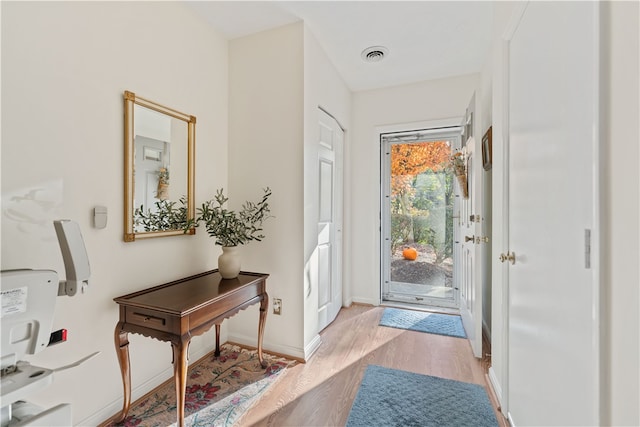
[346,365,498,427]
[379,307,467,338]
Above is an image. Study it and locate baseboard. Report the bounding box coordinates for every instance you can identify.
[227,332,306,360]
[351,296,379,306]
[488,366,504,412]
[78,344,214,426]
[303,334,322,361]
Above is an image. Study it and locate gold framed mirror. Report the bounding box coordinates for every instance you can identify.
[123,90,195,242]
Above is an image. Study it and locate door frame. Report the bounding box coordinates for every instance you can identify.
[380,126,462,309]
[490,3,528,414]
[376,117,463,307]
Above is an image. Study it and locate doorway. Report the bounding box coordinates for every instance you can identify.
[381,126,461,310]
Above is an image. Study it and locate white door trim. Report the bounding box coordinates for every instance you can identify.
[491,2,529,416]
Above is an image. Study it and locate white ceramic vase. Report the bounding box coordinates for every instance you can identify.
[218,246,241,279]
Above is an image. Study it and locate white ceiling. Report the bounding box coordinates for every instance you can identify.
[185,1,493,92]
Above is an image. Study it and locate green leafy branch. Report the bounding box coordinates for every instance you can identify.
[185,188,272,247]
[134,197,188,232]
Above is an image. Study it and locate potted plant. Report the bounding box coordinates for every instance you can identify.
[185,187,272,279]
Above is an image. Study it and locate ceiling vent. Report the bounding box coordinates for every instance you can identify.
[361,46,388,63]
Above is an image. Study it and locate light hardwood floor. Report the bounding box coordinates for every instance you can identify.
[240,304,507,426]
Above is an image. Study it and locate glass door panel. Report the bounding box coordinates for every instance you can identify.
[381,129,460,308]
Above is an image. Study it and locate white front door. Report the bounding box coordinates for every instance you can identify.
[317,109,344,331]
[458,94,484,358]
[506,2,600,425]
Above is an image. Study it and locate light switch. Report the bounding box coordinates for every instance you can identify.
[94,206,107,229]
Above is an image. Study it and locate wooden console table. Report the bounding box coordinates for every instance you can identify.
[113,269,269,427]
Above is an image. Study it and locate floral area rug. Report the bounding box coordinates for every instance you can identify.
[105,344,293,427]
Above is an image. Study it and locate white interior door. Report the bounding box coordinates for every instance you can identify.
[458,95,484,358]
[317,109,344,331]
[506,2,600,425]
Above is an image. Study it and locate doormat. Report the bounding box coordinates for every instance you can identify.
[379,307,467,338]
[346,365,498,427]
[102,344,294,427]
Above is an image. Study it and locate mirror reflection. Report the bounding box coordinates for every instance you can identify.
[123,91,195,242]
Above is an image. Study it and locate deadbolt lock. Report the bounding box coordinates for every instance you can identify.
[466,235,489,244]
[499,252,516,265]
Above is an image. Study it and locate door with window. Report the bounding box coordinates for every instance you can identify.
[381,127,460,310]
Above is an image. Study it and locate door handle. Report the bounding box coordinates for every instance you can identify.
[465,235,474,242]
[499,252,516,265]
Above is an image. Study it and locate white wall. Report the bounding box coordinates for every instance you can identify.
[302,26,352,351]
[226,22,352,360]
[350,75,480,305]
[1,2,228,424]
[227,23,306,358]
[600,2,640,424]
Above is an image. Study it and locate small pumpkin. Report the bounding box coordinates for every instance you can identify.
[402,247,418,261]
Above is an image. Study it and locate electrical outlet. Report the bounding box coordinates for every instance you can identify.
[273,298,282,315]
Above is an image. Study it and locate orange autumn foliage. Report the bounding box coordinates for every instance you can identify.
[390,141,451,197]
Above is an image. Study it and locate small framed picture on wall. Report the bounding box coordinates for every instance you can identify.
[482,126,492,171]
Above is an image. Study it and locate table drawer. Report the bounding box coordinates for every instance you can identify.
[125,307,174,332]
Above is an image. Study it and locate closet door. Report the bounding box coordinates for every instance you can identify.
[317,108,344,332]
[506,2,600,425]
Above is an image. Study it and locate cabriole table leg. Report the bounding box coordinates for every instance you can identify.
[258,292,269,368]
[214,323,221,357]
[114,323,131,423]
[171,337,190,427]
